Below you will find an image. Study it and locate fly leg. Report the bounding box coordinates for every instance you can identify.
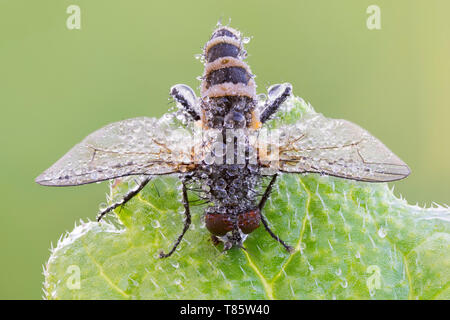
[159,181,191,258]
[259,83,292,123]
[170,84,200,121]
[97,176,151,222]
[258,174,294,253]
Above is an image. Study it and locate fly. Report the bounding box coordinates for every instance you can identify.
[35,24,410,258]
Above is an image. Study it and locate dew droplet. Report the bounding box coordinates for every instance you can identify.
[170,84,197,111]
[267,83,292,101]
[151,220,161,228]
[377,227,387,238]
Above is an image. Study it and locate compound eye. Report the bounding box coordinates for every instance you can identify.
[205,213,233,236]
[238,210,261,234]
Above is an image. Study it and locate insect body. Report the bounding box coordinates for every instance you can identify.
[36,25,410,257]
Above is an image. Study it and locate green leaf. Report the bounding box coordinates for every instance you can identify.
[43,97,450,300]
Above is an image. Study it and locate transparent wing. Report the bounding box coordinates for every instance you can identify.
[36,117,199,186]
[258,113,410,182]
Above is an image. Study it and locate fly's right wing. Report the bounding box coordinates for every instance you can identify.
[36,117,200,186]
[258,113,410,182]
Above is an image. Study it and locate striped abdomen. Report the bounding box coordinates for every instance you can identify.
[200,26,257,129]
[201,26,256,99]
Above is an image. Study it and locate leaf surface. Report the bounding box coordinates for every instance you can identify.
[43,97,450,300]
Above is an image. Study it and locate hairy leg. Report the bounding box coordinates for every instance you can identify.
[97,176,151,222]
[170,84,200,121]
[258,174,294,253]
[159,181,192,258]
[260,83,292,123]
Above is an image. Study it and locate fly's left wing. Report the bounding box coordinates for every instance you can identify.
[257,113,410,182]
[36,117,200,186]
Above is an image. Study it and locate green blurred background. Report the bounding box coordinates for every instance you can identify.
[0,0,448,299]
